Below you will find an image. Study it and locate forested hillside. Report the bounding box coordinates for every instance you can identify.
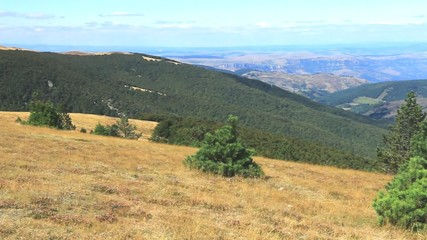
[147,116,375,170]
[0,50,386,161]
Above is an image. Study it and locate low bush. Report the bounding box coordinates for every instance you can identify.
[26,100,75,130]
[92,123,119,137]
[92,116,141,139]
[373,156,427,231]
[184,115,264,178]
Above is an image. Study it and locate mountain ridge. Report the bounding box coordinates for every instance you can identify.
[0,48,386,160]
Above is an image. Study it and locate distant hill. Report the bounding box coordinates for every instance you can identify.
[319,79,427,119]
[0,49,386,161]
[241,71,368,99]
[0,45,33,51]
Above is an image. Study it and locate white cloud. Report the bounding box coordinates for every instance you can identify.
[153,20,195,29]
[254,22,271,28]
[368,20,426,25]
[0,11,55,19]
[83,21,137,30]
[280,22,300,29]
[99,12,144,17]
[85,22,99,28]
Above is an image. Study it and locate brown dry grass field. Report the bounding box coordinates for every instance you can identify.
[0,111,425,239]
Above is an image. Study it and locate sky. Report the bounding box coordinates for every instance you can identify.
[1,0,427,48]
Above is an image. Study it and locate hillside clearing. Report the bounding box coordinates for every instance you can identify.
[0,112,424,239]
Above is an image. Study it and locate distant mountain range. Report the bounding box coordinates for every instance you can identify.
[0,48,386,164]
[318,79,427,119]
[162,44,427,83]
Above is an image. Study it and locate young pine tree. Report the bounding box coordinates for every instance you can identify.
[377,92,426,174]
[373,131,427,231]
[59,112,76,130]
[184,115,264,178]
[373,156,427,231]
[93,115,140,139]
[373,119,427,231]
[117,115,141,139]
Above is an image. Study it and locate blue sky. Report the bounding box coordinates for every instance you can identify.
[1,0,427,47]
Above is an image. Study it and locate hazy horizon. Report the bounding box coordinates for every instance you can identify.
[3,42,427,58]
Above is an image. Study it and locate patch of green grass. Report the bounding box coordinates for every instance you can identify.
[353,97,383,105]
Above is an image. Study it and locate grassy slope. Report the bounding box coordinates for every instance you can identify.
[0,112,424,239]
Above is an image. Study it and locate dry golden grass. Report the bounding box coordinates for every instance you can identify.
[0,111,425,239]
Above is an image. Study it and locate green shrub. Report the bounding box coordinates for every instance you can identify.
[373,156,427,231]
[93,123,108,136]
[80,128,87,133]
[92,123,119,137]
[92,116,140,139]
[184,115,264,178]
[109,124,120,137]
[150,120,174,143]
[28,100,61,127]
[27,100,75,130]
